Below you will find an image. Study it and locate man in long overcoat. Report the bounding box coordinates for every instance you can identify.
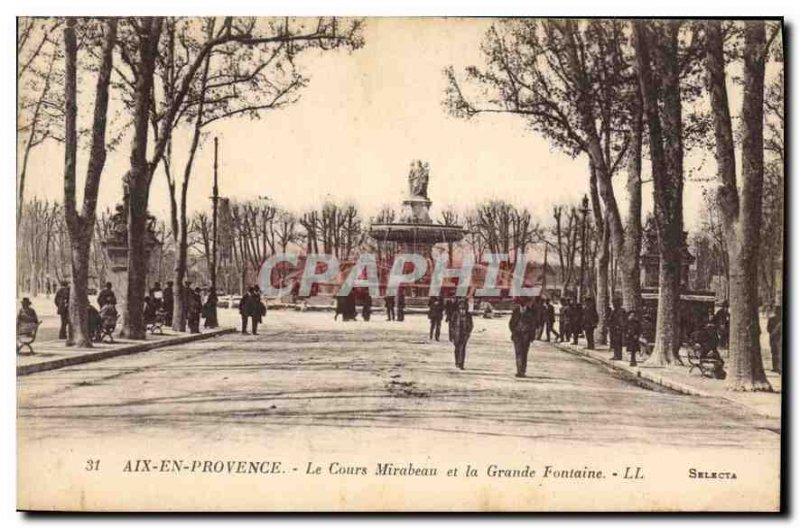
[509,298,536,378]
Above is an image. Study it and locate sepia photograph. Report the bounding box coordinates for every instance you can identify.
[13,11,785,513]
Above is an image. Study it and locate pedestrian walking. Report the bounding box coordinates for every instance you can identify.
[559,298,572,343]
[362,293,372,322]
[249,287,266,335]
[54,281,71,340]
[543,298,556,342]
[334,295,344,321]
[532,297,545,340]
[344,291,357,321]
[239,289,251,334]
[571,299,583,345]
[397,289,406,321]
[450,298,473,369]
[384,294,395,321]
[625,311,641,367]
[163,281,174,322]
[445,297,456,342]
[428,296,444,341]
[510,298,536,378]
[187,288,202,334]
[203,287,218,328]
[607,298,626,360]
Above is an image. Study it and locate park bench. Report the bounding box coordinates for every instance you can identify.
[146,309,167,335]
[687,343,726,379]
[99,313,119,343]
[16,320,42,355]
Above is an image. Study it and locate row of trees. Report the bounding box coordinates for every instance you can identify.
[18,16,365,345]
[445,19,782,391]
[21,194,602,302]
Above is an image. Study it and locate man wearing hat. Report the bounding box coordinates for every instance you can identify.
[97,282,116,309]
[17,298,38,327]
[54,281,71,340]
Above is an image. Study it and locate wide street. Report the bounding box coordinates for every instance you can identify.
[18,309,780,451]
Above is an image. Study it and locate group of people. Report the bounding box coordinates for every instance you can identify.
[49,281,120,343]
[41,278,220,341]
[384,291,406,321]
[334,291,372,322]
[238,286,267,335]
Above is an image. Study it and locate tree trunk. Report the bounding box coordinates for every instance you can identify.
[62,18,117,347]
[595,219,610,345]
[622,94,643,316]
[705,21,771,391]
[589,165,609,345]
[172,214,189,332]
[68,235,92,347]
[634,21,683,366]
[124,18,162,340]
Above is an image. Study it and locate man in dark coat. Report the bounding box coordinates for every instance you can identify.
[445,298,456,342]
[625,311,642,366]
[17,298,38,326]
[543,298,556,342]
[187,288,202,334]
[451,298,473,369]
[397,289,406,322]
[334,295,344,321]
[384,295,395,321]
[559,299,572,343]
[203,288,218,328]
[571,299,583,345]
[54,281,71,340]
[712,301,730,348]
[510,298,536,377]
[239,289,251,334]
[768,306,782,374]
[607,298,626,360]
[97,282,116,309]
[428,296,444,341]
[248,287,265,335]
[582,297,598,350]
[162,281,174,322]
[344,291,357,321]
[362,293,372,322]
[532,297,545,340]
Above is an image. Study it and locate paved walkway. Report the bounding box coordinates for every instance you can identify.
[17,327,235,376]
[552,340,782,420]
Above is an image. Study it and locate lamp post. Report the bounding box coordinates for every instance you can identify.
[211,137,219,291]
[578,194,589,302]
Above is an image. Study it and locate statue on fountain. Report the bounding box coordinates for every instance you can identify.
[408,160,430,200]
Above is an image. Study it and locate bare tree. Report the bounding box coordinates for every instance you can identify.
[117,17,364,338]
[62,17,118,347]
[705,20,778,390]
[17,18,63,227]
[632,20,687,366]
[445,19,638,320]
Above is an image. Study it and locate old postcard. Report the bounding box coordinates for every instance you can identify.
[16,16,783,512]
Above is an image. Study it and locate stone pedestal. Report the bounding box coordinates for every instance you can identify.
[400,196,433,224]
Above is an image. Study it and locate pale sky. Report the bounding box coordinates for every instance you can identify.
[23,18,764,230]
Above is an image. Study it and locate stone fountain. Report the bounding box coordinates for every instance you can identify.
[369,161,465,296]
